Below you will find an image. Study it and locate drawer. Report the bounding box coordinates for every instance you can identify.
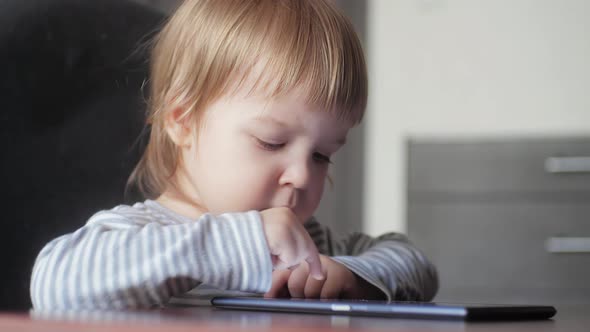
[408,138,590,194]
[407,202,590,303]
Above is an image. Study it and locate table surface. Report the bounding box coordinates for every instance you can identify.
[0,303,588,332]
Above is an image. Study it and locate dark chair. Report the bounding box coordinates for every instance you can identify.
[0,0,165,310]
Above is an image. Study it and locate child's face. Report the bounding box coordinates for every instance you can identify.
[177,90,352,223]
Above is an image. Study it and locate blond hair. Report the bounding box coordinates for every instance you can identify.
[128,0,368,199]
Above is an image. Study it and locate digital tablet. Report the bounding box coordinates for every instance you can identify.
[211,297,557,321]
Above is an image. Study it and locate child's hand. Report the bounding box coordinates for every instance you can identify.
[264,255,386,299]
[260,207,324,281]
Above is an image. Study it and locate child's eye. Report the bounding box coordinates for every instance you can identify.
[256,138,285,151]
[313,152,332,164]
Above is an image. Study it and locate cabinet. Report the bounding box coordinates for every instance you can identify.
[407,138,590,304]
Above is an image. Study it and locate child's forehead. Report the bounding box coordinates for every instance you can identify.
[215,57,362,126]
[244,94,353,134]
[245,104,351,145]
[225,69,324,112]
[241,95,354,136]
[235,85,334,118]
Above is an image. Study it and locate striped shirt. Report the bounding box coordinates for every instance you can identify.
[30,200,438,310]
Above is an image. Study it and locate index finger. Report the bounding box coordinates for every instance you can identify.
[305,250,325,281]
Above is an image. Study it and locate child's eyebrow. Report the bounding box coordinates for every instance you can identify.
[252,116,347,145]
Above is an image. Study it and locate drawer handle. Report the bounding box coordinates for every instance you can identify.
[545,156,590,173]
[545,237,590,253]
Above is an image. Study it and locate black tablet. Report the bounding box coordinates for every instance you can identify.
[211,297,557,321]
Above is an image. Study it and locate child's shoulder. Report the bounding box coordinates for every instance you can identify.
[85,200,185,228]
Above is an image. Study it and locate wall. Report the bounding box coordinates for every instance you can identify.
[364,0,590,235]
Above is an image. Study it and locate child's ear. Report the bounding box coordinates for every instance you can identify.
[164,106,194,148]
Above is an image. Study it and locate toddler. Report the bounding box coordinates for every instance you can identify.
[30,0,438,309]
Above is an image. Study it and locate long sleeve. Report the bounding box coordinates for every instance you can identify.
[30,207,273,310]
[304,219,438,301]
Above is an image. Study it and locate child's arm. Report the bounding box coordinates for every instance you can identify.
[30,210,273,310]
[305,219,439,301]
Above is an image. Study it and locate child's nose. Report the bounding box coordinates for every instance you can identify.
[279,159,312,190]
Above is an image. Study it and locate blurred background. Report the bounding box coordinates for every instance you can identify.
[359,0,590,306]
[1,0,589,309]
